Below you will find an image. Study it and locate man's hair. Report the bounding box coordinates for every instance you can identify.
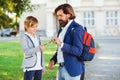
[54,3,76,19]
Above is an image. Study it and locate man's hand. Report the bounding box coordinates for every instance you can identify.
[51,37,62,46]
[48,60,55,70]
[42,70,46,75]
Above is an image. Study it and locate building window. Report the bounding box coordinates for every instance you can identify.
[106,11,118,26]
[83,11,95,26]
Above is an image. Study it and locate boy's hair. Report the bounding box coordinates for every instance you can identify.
[24,16,38,31]
[54,3,76,19]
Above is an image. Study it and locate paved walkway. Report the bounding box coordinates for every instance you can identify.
[84,39,120,80]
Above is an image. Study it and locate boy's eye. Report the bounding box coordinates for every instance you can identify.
[31,25,37,28]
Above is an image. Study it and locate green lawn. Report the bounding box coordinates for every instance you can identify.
[0,40,58,80]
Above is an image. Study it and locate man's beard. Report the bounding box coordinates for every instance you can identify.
[59,20,68,27]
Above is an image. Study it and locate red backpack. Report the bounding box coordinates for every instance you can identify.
[70,27,96,61]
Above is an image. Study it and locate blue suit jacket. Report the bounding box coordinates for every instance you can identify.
[51,20,85,77]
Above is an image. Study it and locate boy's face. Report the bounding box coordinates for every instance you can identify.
[27,24,38,35]
[56,9,70,27]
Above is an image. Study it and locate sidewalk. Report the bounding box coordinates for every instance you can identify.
[52,39,120,80]
[84,39,120,80]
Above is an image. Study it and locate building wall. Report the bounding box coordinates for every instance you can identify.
[20,0,120,37]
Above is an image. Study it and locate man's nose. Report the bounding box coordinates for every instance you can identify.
[57,16,61,20]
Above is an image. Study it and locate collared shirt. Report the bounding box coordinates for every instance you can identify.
[24,32,42,72]
[57,20,73,63]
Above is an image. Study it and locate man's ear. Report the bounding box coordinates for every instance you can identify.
[67,14,71,18]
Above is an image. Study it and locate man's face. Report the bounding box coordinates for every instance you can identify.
[56,10,70,27]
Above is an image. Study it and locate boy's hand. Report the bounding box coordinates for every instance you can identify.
[40,45,44,51]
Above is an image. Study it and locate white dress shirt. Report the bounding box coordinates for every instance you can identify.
[57,20,73,63]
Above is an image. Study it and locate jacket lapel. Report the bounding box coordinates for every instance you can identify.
[64,20,75,41]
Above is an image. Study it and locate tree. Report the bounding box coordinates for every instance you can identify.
[0,0,11,28]
[0,0,33,30]
[12,0,34,30]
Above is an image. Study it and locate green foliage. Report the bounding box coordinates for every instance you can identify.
[11,0,34,17]
[0,40,58,80]
[0,0,33,16]
[0,13,12,28]
[0,0,34,29]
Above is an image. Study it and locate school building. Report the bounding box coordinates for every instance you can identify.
[20,0,120,37]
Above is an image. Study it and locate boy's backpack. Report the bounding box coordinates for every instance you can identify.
[71,26,96,61]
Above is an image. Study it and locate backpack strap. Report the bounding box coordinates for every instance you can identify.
[84,26,87,31]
